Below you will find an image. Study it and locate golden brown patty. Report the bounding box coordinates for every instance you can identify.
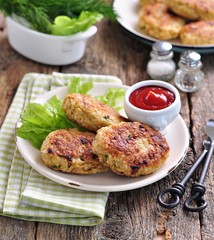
[180,21,214,45]
[168,0,199,20]
[168,0,214,21]
[63,93,126,132]
[92,122,170,177]
[41,128,108,174]
[138,3,185,40]
[195,0,214,21]
[139,0,168,7]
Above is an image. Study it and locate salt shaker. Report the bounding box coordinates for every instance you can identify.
[174,51,204,92]
[147,41,176,81]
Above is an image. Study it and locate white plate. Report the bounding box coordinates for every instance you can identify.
[16,82,189,192]
[113,0,214,53]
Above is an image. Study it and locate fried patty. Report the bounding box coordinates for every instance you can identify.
[180,21,214,45]
[138,3,185,40]
[139,0,168,7]
[63,93,126,132]
[92,122,170,177]
[168,0,199,20]
[41,128,108,174]
[195,0,214,21]
[168,0,214,21]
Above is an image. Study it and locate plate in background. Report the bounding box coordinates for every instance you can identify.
[113,0,214,53]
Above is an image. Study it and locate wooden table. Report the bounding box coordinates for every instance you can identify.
[0,12,214,240]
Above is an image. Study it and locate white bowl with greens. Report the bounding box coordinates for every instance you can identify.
[3,0,116,65]
[7,17,98,65]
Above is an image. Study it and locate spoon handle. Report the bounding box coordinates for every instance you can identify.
[198,141,214,184]
[157,145,208,209]
[184,140,214,212]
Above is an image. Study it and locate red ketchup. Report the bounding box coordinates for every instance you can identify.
[129,85,175,110]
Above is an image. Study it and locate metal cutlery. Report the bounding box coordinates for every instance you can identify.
[157,119,214,212]
[184,119,214,211]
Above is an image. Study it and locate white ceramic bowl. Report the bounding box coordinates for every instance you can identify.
[124,80,181,132]
[7,17,97,65]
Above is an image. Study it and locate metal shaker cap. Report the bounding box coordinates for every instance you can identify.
[180,51,201,67]
[152,41,173,56]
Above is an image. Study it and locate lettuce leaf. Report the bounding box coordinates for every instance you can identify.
[16,96,85,149]
[51,11,103,36]
[17,77,126,149]
[0,0,116,34]
[96,88,126,111]
[68,77,93,94]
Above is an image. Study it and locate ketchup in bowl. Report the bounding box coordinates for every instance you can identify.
[124,80,181,131]
[129,86,175,111]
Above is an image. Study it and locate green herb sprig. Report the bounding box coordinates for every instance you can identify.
[0,0,117,34]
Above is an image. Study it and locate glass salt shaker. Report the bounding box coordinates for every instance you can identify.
[147,41,176,81]
[174,51,204,92]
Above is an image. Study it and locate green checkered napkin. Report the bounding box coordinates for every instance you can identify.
[0,72,122,226]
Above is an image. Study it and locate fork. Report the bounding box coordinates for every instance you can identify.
[157,119,214,212]
[184,119,214,211]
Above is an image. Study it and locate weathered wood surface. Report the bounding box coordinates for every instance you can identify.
[0,13,214,240]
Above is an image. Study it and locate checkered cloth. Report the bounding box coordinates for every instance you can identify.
[0,72,122,226]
